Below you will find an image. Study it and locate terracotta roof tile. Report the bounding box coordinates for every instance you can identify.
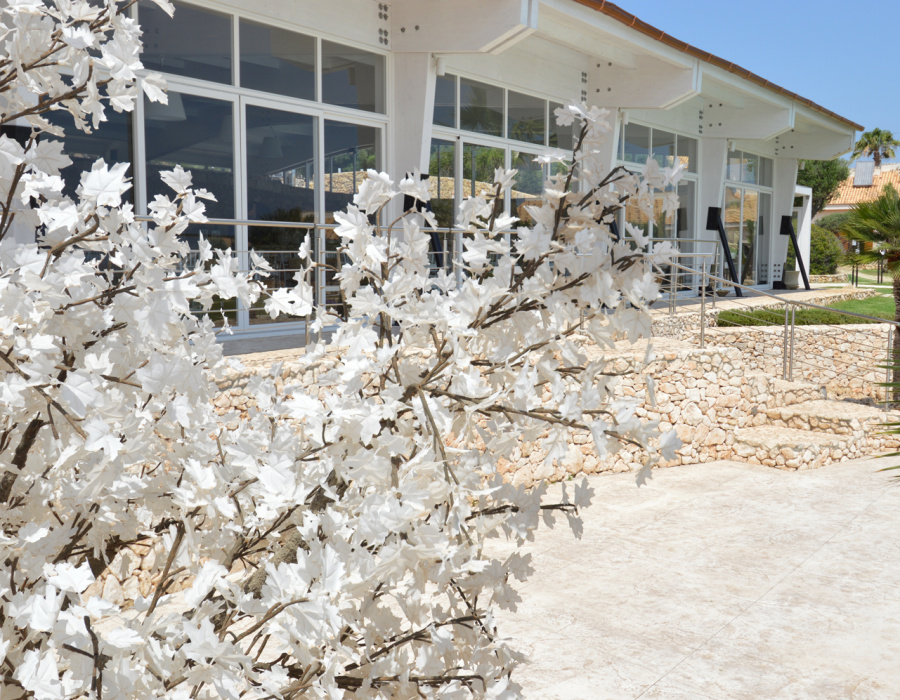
[828,169,900,206]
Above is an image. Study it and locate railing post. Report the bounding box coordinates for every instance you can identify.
[783,304,789,380]
[669,266,676,315]
[887,326,894,410]
[700,266,707,349]
[789,305,796,382]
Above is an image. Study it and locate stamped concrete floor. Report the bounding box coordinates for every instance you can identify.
[493,457,900,699]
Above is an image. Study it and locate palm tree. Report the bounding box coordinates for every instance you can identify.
[852,128,900,168]
[844,183,900,399]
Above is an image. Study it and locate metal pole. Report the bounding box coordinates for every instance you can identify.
[669,266,676,315]
[886,326,894,410]
[700,266,707,349]
[783,304,789,380]
[789,305,796,382]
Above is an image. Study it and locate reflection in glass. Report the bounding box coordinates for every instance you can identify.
[507,91,545,145]
[651,130,676,167]
[321,40,385,113]
[145,92,235,324]
[757,192,771,283]
[723,186,741,280]
[324,120,380,311]
[548,101,574,152]
[140,0,232,84]
[623,123,650,165]
[463,144,504,199]
[743,152,759,185]
[759,157,773,187]
[429,139,456,229]
[511,151,543,226]
[460,78,503,137]
[727,149,742,181]
[676,180,696,289]
[46,109,133,202]
[246,106,316,324]
[433,74,457,128]
[677,136,697,172]
[742,190,758,285]
[625,193,650,247]
[240,20,315,101]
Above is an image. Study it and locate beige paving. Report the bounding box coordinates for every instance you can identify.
[492,456,900,699]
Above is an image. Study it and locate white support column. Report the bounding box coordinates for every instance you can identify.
[771,157,799,282]
[599,107,621,176]
[697,137,727,276]
[794,185,812,274]
[390,52,436,177]
[388,52,436,225]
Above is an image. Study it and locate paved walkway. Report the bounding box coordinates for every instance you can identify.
[492,456,900,699]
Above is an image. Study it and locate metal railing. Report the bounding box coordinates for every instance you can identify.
[656,258,899,409]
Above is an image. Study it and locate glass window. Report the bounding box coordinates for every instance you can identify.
[723,186,741,275]
[651,130,676,168]
[145,92,235,325]
[45,109,133,203]
[548,101,575,152]
[759,157,773,187]
[429,139,456,229]
[623,123,650,165]
[677,136,697,173]
[145,92,235,230]
[245,106,317,324]
[727,149,743,181]
[511,151,543,226]
[140,1,232,84]
[433,74,457,128]
[321,40,385,113]
[459,78,503,137]
[462,144,504,199]
[239,20,315,101]
[324,120,380,310]
[743,152,759,185]
[324,120,380,216]
[507,91,545,146]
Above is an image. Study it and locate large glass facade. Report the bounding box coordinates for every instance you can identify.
[135,4,389,331]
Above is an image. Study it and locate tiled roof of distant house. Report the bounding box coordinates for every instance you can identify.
[828,167,900,207]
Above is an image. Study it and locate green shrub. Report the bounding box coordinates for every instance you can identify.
[809,225,843,274]
[783,225,843,275]
[716,306,887,327]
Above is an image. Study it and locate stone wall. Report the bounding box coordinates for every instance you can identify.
[809,274,848,284]
[694,323,893,402]
[497,340,827,486]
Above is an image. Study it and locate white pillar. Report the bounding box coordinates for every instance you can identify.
[794,184,812,274]
[771,157,799,282]
[697,138,727,277]
[390,52,436,178]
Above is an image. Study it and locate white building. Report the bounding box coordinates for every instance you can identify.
[29,0,862,344]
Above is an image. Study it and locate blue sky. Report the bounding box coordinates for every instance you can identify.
[611,0,898,161]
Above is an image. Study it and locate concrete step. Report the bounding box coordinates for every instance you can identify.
[733,426,854,470]
[755,399,886,436]
[743,373,825,409]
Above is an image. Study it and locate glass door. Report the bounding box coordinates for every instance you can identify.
[741,190,758,286]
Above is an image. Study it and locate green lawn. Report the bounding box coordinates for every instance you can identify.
[716,294,895,327]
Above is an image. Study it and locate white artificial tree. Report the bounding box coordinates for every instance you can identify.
[0,1,683,697]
